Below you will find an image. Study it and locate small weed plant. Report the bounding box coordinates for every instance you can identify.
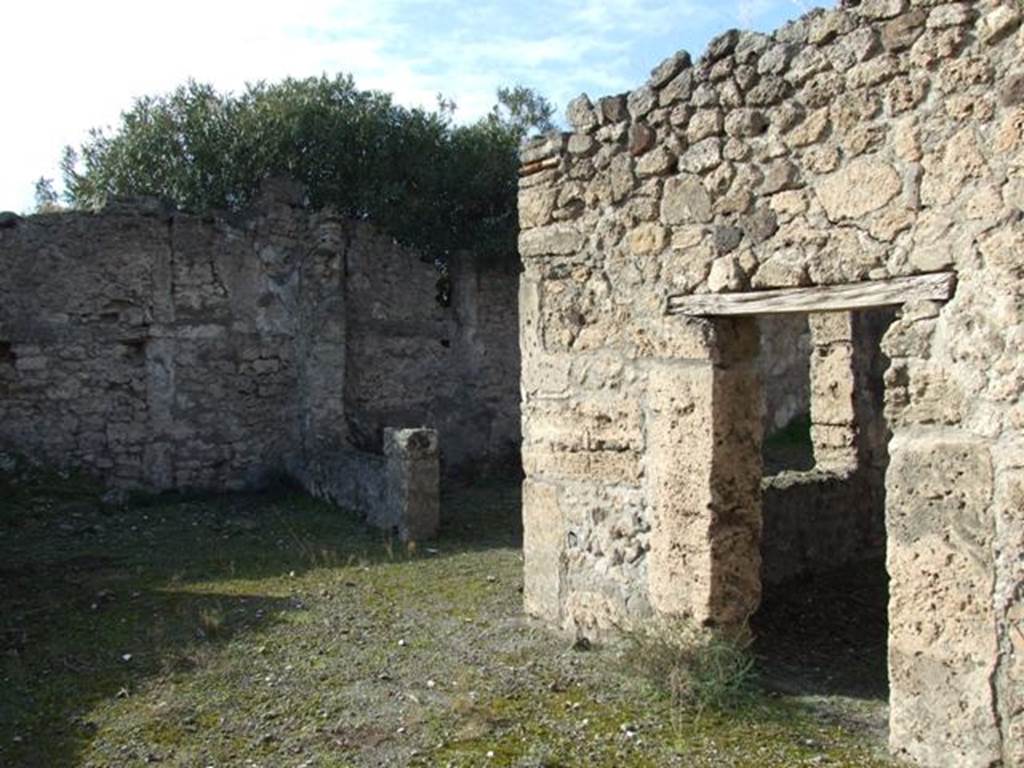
[196,605,225,639]
[626,619,758,721]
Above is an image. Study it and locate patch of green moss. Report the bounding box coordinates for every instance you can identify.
[0,473,897,768]
[764,413,812,450]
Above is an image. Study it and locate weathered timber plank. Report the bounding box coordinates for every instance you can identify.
[666,272,956,317]
[518,157,560,177]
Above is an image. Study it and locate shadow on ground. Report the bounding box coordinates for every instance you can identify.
[1,462,895,767]
[0,459,522,767]
[752,557,889,703]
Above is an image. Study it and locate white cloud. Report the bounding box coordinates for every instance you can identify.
[0,0,808,213]
[0,0,426,212]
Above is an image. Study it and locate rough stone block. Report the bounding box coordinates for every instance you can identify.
[628,223,669,254]
[661,174,713,224]
[522,479,566,623]
[522,445,641,485]
[645,319,761,628]
[382,428,440,542]
[520,132,567,164]
[856,0,907,21]
[815,158,901,220]
[809,312,854,345]
[810,344,856,425]
[884,359,965,428]
[887,435,1000,768]
[751,249,809,288]
[518,225,584,258]
[519,188,557,229]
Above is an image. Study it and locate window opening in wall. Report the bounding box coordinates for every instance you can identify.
[752,308,895,706]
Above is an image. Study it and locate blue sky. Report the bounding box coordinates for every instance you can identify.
[0,0,817,213]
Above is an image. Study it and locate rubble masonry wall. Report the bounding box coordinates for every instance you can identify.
[518,2,1024,765]
[0,188,520,492]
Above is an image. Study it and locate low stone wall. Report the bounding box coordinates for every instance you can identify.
[761,468,883,585]
[297,428,440,541]
[295,450,387,522]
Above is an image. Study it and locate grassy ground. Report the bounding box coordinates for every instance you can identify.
[0,459,900,767]
[762,414,815,474]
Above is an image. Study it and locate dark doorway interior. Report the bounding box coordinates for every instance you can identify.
[752,559,889,700]
[753,309,895,703]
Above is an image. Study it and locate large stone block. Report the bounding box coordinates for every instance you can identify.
[518,225,584,258]
[523,398,643,455]
[645,363,716,620]
[523,479,566,623]
[522,446,642,485]
[645,319,762,627]
[810,344,856,426]
[661,174,713,224]
[815,158,901,221]
[808,312,854,345]
[519,188,558,229]
[884,359,965,428]
[887,435,1000,767]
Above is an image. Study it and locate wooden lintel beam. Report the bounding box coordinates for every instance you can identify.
[666,272,957,317]
[518,157,560,177]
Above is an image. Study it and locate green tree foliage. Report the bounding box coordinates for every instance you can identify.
[33,177,61,213]
[61,75,555,263]
[487,85,556,141]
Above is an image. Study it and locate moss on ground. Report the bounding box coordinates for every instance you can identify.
[0,465,900,766]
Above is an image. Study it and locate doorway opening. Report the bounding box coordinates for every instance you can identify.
[752,309,895,702]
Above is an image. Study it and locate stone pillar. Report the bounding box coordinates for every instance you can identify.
[882,302,1003,767]
[381,428,439,542]
[522,478,564,623]
[886,436,1000,767]
[808,310,893,475]
[645,318,763,628]
[297,212,347,461]
[808,312,859,471]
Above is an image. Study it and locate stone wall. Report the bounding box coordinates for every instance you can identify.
[0,196,308,490]
[758,314,811,436]
[345,229,521,472]
[518,2,1024,765]
[0,185,520,493]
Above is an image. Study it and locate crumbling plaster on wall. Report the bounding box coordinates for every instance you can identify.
[758,314,811,435]
[518,2,1024,765]
[0,184,521,493]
